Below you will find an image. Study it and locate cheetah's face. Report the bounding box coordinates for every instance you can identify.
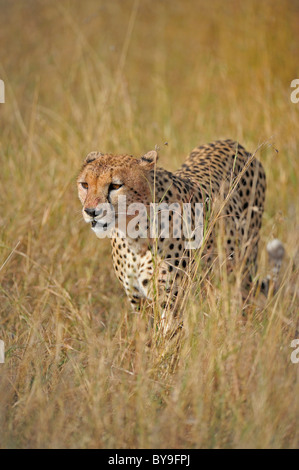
[77,151,157,235]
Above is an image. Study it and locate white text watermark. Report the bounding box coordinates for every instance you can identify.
[83,196,204,249]
[0,340,4,363]
[290,339,299,364]
[290,79,299,104]
[0,79,4,103]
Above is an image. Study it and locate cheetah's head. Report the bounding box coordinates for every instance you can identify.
[77,150,158,236]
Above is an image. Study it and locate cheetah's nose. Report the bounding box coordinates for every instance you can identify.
[84,207,96,217]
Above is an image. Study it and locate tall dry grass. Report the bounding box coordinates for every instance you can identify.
[0,0,298,448]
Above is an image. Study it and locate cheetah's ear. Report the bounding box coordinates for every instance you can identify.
[85,151,104,164]
[140,150,158,168]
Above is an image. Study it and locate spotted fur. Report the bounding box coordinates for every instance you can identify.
[78,139,266,324]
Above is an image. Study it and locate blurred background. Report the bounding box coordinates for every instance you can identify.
[0,0,298,449]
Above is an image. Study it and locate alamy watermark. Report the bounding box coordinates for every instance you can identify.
[290,79,299,104]
[84,196,204,249]
[0,340,4,363]
[290,339,299,364]
[0,79,4,103]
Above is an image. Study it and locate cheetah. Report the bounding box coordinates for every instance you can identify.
[77,139,266,326]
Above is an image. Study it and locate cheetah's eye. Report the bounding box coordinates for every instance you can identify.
[80,182,88,190]
[109,183,123,191]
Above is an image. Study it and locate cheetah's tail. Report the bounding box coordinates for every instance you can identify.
[260,239,285,296]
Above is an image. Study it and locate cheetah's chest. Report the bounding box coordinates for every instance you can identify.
[111,234,154,302]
